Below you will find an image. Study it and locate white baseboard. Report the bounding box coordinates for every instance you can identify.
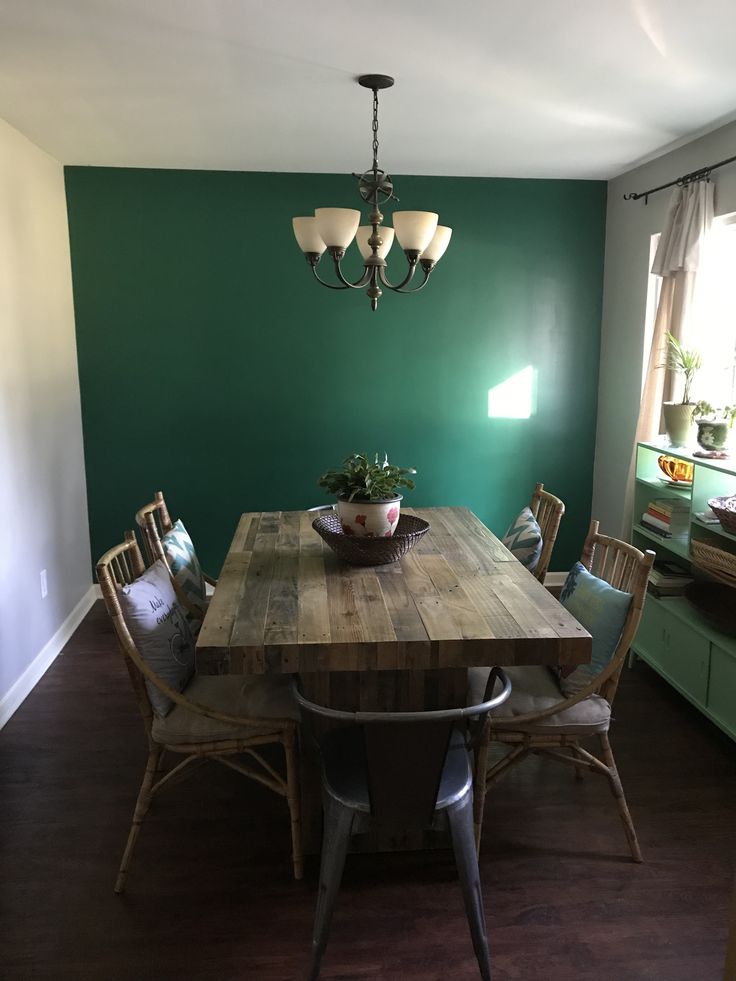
[0,584,97,729]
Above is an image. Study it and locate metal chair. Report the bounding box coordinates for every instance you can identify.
[293,669,512,981]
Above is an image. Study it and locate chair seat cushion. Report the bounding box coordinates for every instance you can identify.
[321,726,472,814]
[151,674,299,745]
[467,665,610,735]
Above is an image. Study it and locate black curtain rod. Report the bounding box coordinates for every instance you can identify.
[623,151,736,203]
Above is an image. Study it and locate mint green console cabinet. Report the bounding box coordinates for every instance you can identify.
[631,440,736,741]
[708,644,736,737]
[634,596,709,706]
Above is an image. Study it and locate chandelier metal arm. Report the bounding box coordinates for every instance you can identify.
[377,251,421,291]
[310,264,351,290]
[307,252,371,290]
[380,262,434,294]
[330,251,372,289]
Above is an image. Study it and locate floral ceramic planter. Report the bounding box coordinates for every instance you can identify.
[695,419,731,452]
[336,495,402,538]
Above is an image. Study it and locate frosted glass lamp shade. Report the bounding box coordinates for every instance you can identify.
[422,225,452,263]
[393,211,439,253]
[292,217,326,255]
[356,225,395,260]
[314,208,361,249]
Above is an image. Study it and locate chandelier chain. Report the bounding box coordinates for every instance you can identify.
[372,89,380,173]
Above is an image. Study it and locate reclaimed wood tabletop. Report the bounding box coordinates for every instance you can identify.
[196,506,591,677]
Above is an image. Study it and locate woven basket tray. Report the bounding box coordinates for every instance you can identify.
[690,538,736,586]
[312,512,430,566]
[707,496,736,534]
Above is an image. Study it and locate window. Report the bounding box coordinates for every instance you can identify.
[688,212,736,406]
[644,212,736,407]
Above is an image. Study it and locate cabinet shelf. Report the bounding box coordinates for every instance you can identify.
[632,523,689,560]
[691,516,736,545]
[635,475,692,499]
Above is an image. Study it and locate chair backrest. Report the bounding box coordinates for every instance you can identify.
[530,482,565,583]
[135,491,173,567]
[579,519,654,705]
[96,531,157,728]
[292,670,512,828]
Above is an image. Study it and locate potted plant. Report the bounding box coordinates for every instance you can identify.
[318,453,416,538]
[691,401,736,453]
[661,332,702,446]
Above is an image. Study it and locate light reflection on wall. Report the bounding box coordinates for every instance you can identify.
[487,365,536,419]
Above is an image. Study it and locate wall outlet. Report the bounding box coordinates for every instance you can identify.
[40,569,48,599]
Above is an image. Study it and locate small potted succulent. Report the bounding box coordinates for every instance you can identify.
[318,453,416,538]
[691,401,736,453]
[660,332,702,446]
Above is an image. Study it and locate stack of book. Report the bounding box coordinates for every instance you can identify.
[640,498,689,539]
[648,560,694,597]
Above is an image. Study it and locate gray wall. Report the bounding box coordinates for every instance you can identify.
[0,118,92,716]
[593,120,736,539]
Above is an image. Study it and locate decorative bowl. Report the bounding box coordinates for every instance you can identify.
[657,454,694,484]
[312,512,430,566]
[707,496,736,533]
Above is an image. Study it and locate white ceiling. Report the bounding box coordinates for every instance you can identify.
[1,0,736,179]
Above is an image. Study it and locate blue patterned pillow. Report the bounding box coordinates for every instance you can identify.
[558,562,632,695]
[162,519,206,607]
[502,506,543,570]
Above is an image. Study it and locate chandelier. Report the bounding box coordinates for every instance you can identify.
[292,74,452,311]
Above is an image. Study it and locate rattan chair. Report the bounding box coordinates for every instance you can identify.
[529,481,565,583]
[470,521,654,861]
[97,531,303,892]
[135,491,216,612]
[294,670,512,981]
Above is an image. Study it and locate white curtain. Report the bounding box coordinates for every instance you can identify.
[651,180,714,277]
[623,180,715,530]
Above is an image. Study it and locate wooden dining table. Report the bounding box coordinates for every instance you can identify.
[196,506,592,851]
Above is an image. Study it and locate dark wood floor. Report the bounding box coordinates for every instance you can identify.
[2,601,735,981]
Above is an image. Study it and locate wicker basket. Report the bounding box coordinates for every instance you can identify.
[690,537,736,586]
[707,496,736,534]
[312,512,430,566]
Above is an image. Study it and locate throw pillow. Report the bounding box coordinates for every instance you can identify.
[502,506,543,571]
[118,558,196,717]
[161,518,206,608]
[557,561,633,696]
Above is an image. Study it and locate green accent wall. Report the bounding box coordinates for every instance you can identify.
[64,167,606,573]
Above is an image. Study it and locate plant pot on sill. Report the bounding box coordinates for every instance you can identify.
[662,402,695,446]
[695,419,731,453]
[337,495,402,538]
